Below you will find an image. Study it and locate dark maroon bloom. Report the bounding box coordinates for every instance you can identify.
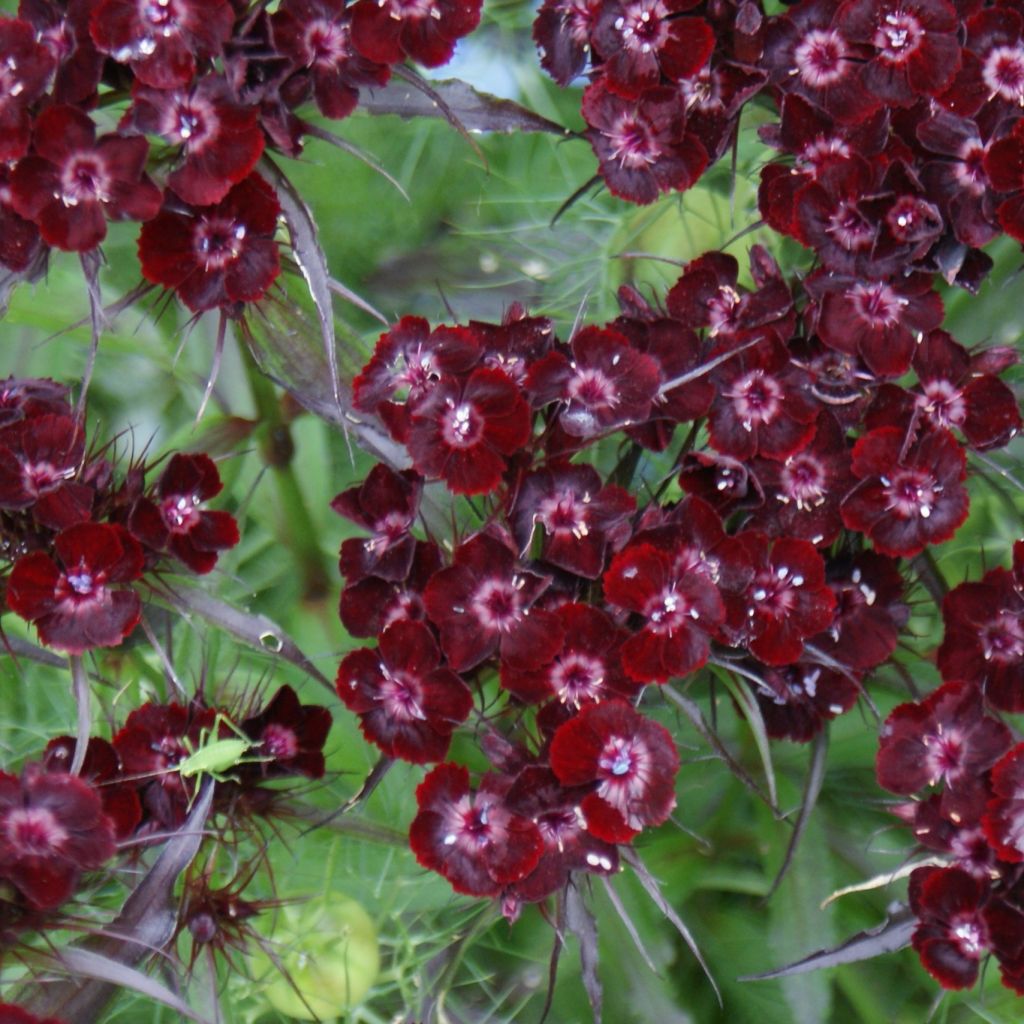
[89,0,233,89]
[339,539,442,638]
[896,794,998,879]
[423,532,564,673]
[0,164,41,273]
[593,0,714,97]
[750,661,861,742]
[0,764,115,911]
[332,465,422,583]
[548,700,679,843]
[502,766,618,908]
[469,304,556,387]
[603,540,724,682]
[0,377,70,426]
[272,0,391,120]
[337,620,472,764]
[7,523,143,653]
[746,412,853,548]
[981,744,1024,863]
[678,60,768,164]
[240,685,332,780]
[501,603,638,706]
[126,78,264,207]
[721,532,835,666]
[43,736,142,840]
[581,80,708,205]
[352,316,480,439]
[406,368,531,495]
[20,0,104,105]
[948,7,1024,117]
[909,867,994,989]
[707,338,818,463]
[532,0,600,86]
[876,680,1012,822]
[810,271,944,378]
[939,565,1024,712]
[0,413,91,530]
[813,552,907,672]
[137,173,281,313]
[409,763,543,897]
[10,105,161,252]
[510,463,634,579]
[0,19,55,162]
[129,453,238,574]
[113,701,218,827]
[527,325,661,438]
[837,0,960,105]
[349,0,482,66]
[841,426,969,558]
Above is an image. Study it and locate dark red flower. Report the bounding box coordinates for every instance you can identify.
[0,19,54,162]
[749,660,862,742]
[0,764,115,911]
[271,0,391,120]
[592,0,714,98]
[331,464,422,583]
[405,368,531,495]
[7,523,143,653]
[841,426,969,558]
[11,105,161,252]
[137,173,281,313]
[510,463,634,579]
[113,701,218,828]
[336,620,472,764]
[896,794,997,879]
[982,744,1024,863]
[0,163,41,272]
[0,1004,66,1024]
[89,0,233,89]
[339,539,442,638]
[526,325,661,438]
[409,763,543,897]
[581,80,708,205]
[423,532,564,672]
[909,866,992,989]
[939,564,1024,712]
[240,685,332,780]
[501,603,638,706]
[0,377,70,426]
[603,540,724,682]
[548,700,679,843]
[129,453,238,573]
[721,532,836,666]
[349,0,482,66]
[126,77,264,207]
[20,0,104,105]
[533,0,600,86]
[876,680,1012,821]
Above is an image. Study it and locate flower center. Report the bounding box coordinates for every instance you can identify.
[140,0,179,35]
[261,722,299,759]
[872,10,923,63]
[793,28,849,88]
[614,0,669,53]
[980,613,1024,663]
[194,217,246,271]
[883,468,939,520]
[164,96,217,151]
[306,19,350,64]
[643,585,696,634]
[606,116,660,169]
[850,281,906,327]
[550,651,606,705]
[6,806,68,855]
[390,0,441,21]
[471,578,523,632]
[567,366,619,409]
[0,57,27,103]
[954,140,988,195]
[827,200,874,251]
[379,670,427,721]
[797,135,851,174]
[951,916,985,957]
[440,400,484,449]
[161,492,202,532]
[536,490,590,537]
[887,195,939,241]
[917,379,966,429]
[365,510,412,553]
[983,44,1024,103]
[780,452,827,509]
[60,154,109,207]
[727,370,783,428]
[922,726,964,785]
[65,570,97,596]
[23,460,74,495]
[750,564,804,619]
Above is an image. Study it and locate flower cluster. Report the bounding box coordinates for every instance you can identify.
[334,237,1018,915]
[0,0,482,314]
[0,377,239,653]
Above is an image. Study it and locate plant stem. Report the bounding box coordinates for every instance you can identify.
[243,352,330,602]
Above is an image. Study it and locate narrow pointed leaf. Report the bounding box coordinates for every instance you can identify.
[766,729,829,899]
[366,73,571,137]
[304,122,409,201]
[565,882,602,1023]
[621,847,721,1006]
[69,654,91,776]
[739,908,916,981]
[600,876,659,974]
